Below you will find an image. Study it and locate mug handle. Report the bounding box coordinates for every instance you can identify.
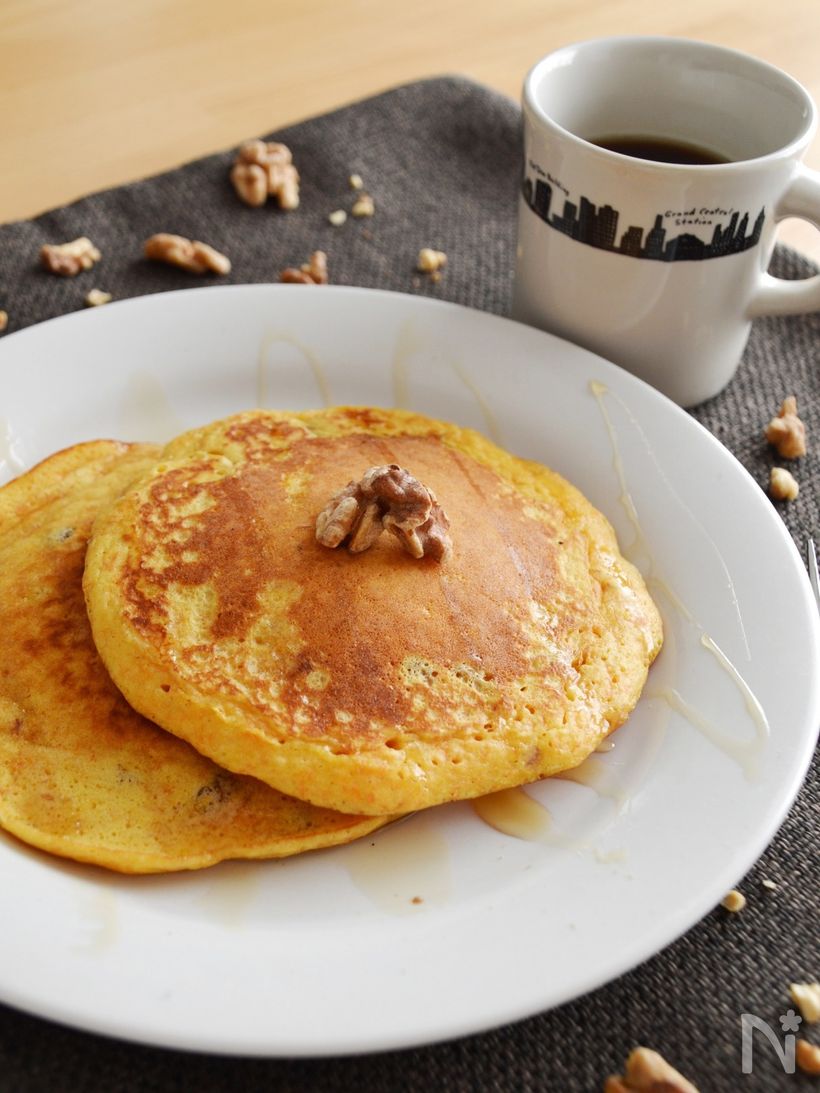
[747,165,820,317]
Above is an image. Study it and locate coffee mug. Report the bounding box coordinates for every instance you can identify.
[512,36,820,406]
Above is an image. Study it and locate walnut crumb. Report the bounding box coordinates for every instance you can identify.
[765,396,807,459]
[411,896,423,905]
[41,237,101,276]
[0,310,7,333]
[316,464,452,562]
[769,466,799,501]
[279,250,328,285]
[230,139,300,209]
[606,1047,699,1093]
[351,193,375,218]
[349,173,364,190]
[84,288,112,307]
[721,889,746,913]
[797,1039,820,1075]
[417,248,447,273]
[328,209,347,226]
[790,982,820,1024]
[144,234,231,275]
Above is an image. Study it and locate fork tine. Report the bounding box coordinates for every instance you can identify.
[808,538,820,610]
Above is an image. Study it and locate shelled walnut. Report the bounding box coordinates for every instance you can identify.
[769,466,799,501]
[605,1047,699,1093]
[765,396,807,459]
[316,464,451,562]
[351,192,375,218]
[796,1040,820,1075]
[417,248,447,273]
[144,234,231,275]
[279,250,328,285]
[721,889,746,912]
[84,289,112,307]
[230,140,300,209]
[790,982,820,1024]
[40,237,101,276]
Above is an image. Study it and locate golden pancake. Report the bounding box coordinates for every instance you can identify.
[0,441,388,873]
[85,407,663,816]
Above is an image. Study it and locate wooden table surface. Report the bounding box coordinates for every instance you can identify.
[3,0,820,263]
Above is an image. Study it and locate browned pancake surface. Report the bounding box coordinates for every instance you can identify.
[85,408,663,814]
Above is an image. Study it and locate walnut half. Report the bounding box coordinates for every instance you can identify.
[315,464,451,562]
[605,1047,700,1093]
[280,250,328,285]
[40,237,101,276]
[230,139,300,209]
[144,234,231,275]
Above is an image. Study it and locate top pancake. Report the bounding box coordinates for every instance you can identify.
[0,440,387,873]
[84,407,663,816]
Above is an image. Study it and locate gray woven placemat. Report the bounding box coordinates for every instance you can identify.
[0,76,817,1093]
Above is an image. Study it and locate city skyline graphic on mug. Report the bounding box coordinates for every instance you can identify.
[522,174,765,262]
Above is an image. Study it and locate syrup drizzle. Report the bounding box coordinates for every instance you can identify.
[471,787,551,840]
[448,360,504,445]
[589,380,751,660]
[471,379,771,846]
[471,787,592,851]
[390,322,417,409]
[0,417,27,481]
[119,372,185,442]
[390,322,505,447]
[257,331,333,408]
[589,380,769,777]
[552,754,627,805]
[344,817,452,913]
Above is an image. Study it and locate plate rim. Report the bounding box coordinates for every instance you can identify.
[1,283,818,1057]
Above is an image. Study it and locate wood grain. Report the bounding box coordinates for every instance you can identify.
[2,0,819,260]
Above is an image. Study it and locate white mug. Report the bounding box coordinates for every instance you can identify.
[512,37,820,406]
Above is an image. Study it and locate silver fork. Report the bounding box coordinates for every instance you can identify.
[808,538,820,611]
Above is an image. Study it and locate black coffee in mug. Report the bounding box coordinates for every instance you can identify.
[590,134,731,165]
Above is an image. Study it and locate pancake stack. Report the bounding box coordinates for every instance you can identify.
[0,407,662,872]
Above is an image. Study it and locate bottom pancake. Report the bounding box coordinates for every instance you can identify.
[0,442,389,873]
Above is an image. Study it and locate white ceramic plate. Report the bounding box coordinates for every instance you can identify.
[0,286,818,1056]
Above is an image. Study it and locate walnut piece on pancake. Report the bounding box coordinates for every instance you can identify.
[316,464,452,562]
[765,395,807,459]
[279,249,328,285]
[40,237,101,276]
[230,139,300,209]
[144,233,231,275]
[605,1046,700,1092]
